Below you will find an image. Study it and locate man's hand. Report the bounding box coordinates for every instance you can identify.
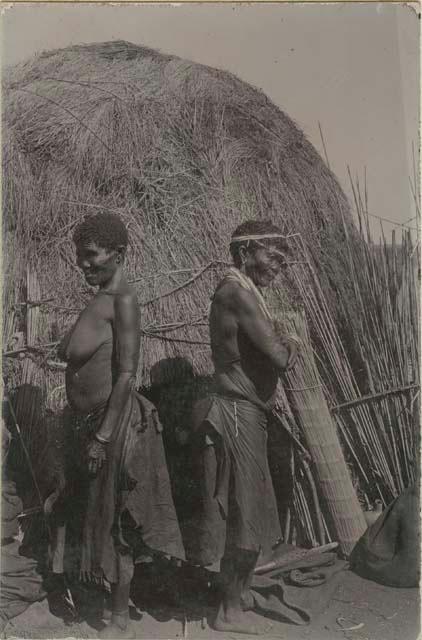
[87,439,107,475]
[138,394,162,432]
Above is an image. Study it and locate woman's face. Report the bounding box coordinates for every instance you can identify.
[75,241,119,288]
[244,243,287,287]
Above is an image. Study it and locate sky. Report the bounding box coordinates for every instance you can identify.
[1,2,420,238]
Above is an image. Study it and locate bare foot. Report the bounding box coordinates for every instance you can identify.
[213,608,272,635]
[241,588,254,611]
[98,622,136,639]
[102,607,112,621]
[103,602,142,622]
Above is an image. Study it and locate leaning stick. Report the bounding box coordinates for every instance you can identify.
[254,542,339,575]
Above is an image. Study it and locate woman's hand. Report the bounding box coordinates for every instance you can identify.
[138,394,162,432]
[87,439,107,475]
[272,321,300,371]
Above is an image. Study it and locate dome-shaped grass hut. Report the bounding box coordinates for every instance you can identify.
[3,41,368,551]
[3,40,357,373]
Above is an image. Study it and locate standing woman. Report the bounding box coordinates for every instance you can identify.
[57,213,184,638]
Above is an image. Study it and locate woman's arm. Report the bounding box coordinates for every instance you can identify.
[96,292,140,443]
[87,291,140,475]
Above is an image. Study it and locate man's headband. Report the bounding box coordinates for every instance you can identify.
[230,233,299,243]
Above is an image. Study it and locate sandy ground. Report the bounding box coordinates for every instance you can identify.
[3,566,419,640]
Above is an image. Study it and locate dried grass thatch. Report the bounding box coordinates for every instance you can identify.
[3,40,358,388]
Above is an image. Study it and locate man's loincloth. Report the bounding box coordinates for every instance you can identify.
[192,394,281,565]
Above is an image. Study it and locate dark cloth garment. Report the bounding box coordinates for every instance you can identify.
[0,472,45,626]
[248,553,347,625]
[0,540,46,625]
[214,362,277,413]
[58,389,185,585]
[350,485,420,588]
[192,389,281,565]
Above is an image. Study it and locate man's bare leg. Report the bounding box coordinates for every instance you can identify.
[213,550,270,634]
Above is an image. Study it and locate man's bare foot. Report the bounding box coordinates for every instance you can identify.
[213,608,272,635]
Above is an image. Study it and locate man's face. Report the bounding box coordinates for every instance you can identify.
[245,243,287,287]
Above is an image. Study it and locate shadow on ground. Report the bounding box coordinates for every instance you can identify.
[3,557,420,640]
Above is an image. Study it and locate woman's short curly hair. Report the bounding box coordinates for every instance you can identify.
[229,219,289,266]
[73,213,128,251]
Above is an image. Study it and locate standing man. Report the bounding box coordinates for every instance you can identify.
[193,220,298,634]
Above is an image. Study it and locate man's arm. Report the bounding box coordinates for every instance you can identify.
[223,285,293,373]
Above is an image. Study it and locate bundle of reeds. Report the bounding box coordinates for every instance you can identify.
[273,310,367,556]
[13,268,46,437]
[271,384,328,549]
[284,228,419,508]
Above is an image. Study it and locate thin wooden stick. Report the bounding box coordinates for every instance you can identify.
[331,384,420,413]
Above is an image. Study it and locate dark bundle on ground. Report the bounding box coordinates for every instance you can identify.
[3,40,358,386]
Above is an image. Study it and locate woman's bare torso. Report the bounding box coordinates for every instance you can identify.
[60,293,116,414]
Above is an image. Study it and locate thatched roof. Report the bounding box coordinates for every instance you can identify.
[3,40,357,386]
